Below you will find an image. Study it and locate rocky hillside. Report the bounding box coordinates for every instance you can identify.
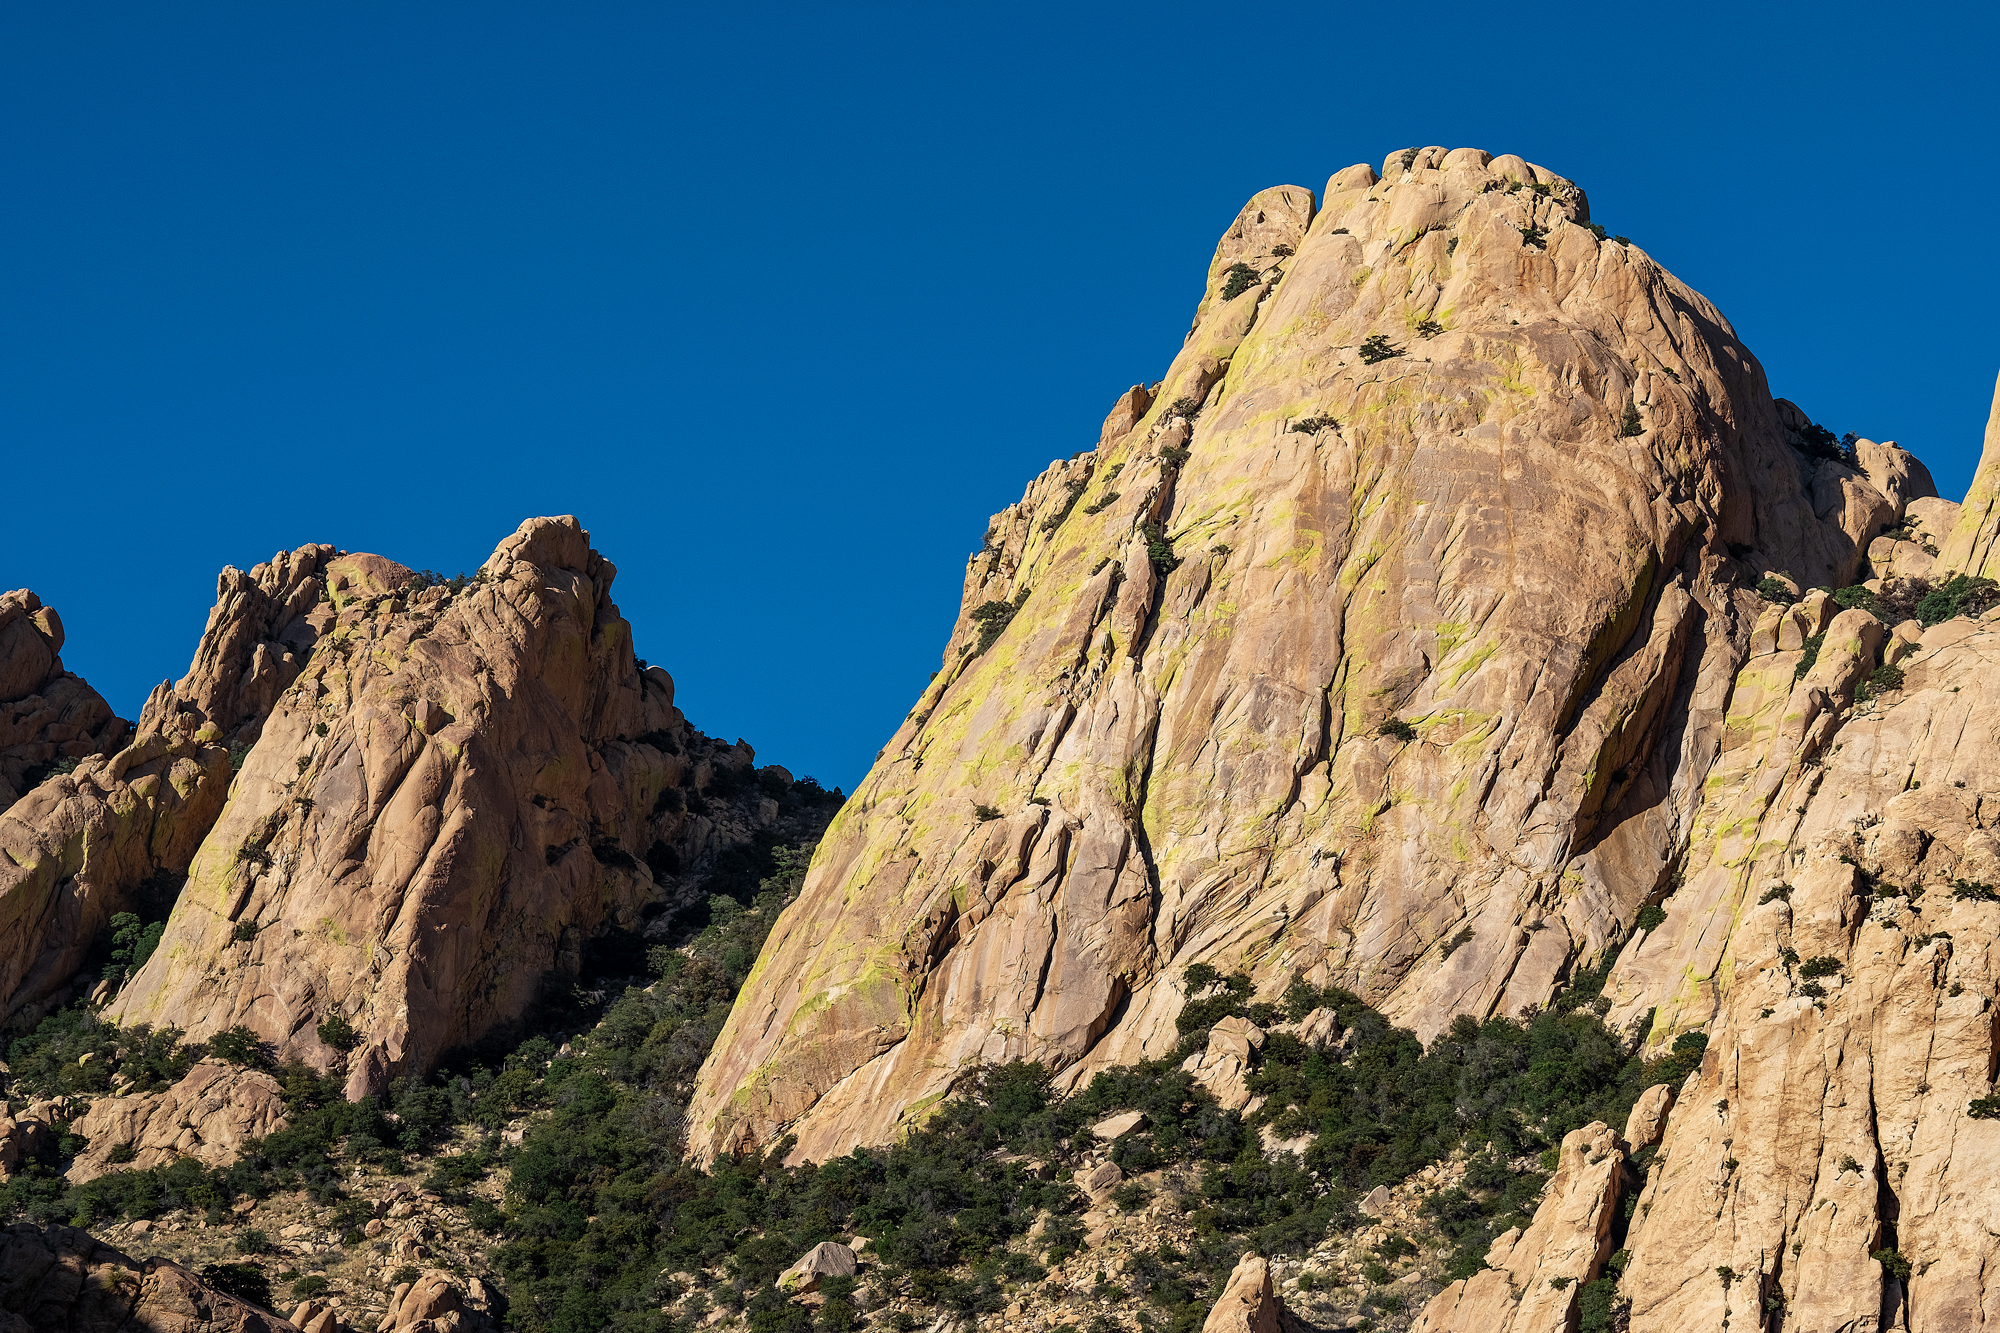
[686,145,2000,1328]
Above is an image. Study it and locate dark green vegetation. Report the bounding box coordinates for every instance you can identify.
[1143,522,1181,575]
[970,589,1031,655]
[1288,415,1339,435]
[1219,262,1263,301]
[1618,404,1643,437]
[1378,718,1417,742]
[1791,420,1859,470]
[1755,577,1798,605]
[1358,334,1401,365]
[4,779,1682,1333]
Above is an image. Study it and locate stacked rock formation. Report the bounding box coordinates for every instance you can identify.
[687,145,1925,1162]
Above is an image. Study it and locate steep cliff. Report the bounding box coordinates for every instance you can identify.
[102,516,794,1098]
[688,145,1925,1163]
[0,590,128,811]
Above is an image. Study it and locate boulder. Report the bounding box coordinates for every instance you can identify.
[376,1270,500,1332]
[1180,1017,1265,1113]
[1410,1122,1624,1332]
[1621,1083,1675,1151]
[1089,1111,1145,1141]
[0,589,128,812]
[1079,1160,1124,1205]
[776,1241,857,1293]
[0,1116,51,1181]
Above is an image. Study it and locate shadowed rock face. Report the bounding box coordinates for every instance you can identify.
[686,145,1926,1164]
[106,516,768,1099]
[0,1222,296,1331]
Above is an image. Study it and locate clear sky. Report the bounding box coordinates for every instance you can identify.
[5,4,1996,791]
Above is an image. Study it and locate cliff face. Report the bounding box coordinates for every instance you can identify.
[685,145,1936,1165]
[0,590,128,811]
[102,517,784,1098]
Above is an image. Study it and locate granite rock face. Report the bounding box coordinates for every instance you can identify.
[0,590,128,811]
[107,517,782,1100]
[688,146,1917,1163]
[64,1059,287,1184]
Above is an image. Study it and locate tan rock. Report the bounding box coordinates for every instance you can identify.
[0,1221,296,1331]
[1180,1017,1265,1112]
[65,1058,287,1183]
[1621,1084,1675,1151]
[377,1270,499,1332]
[1411,1123,1623,1332]
[1200,1252,1303,1333]
[0,1115,51,1181]
[106,517,775,1098]
[689,147,1902,1163]
[1936,368,2000,578]
[777,1240,857,1292]
[1079,1160,1124,1205]
[0,589,129,811]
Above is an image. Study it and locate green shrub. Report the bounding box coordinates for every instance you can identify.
[1798,956,1842,979]
[1952,879,2000,903]
[1361,1261,1391,1283]
[1872,1247,1911,1280]
[1755,577,1797,605]
[1635,904,1666,932]
[1415,318,1444,339]
[1142,522,1180,575]
[1618,404,1643,437]
[1379,718,1417,742]
[1359,334,1402,364]
[1440,928,1475,960]
[1220,262,1263,300]
[1039,480,1088,533]
[1586,223,1608,241]
[1756,884,1793,905]
[1159,444,1191,467]
[973,804,1002,822]
[1915,574,2000,626]
[316,1013,359,1053]
[1288,415,1339,434]
[1856,663,1904,702]
[1969,1097,2000,1120]
[232,921,259,943]
[1519,225,1548,249]
[1793,633,1826,681]
[199,1263,271,1307]
[970,589,1031,655]
[1793,421,1857,469]
[208,1026,266,1067]
[235,1228,272,1254]
[1577,1277,1623,1332]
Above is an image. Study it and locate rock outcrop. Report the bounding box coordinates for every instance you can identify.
[688,146,1924,1162]
[1199,1253,1303,1333]
[64,1059,287,1183]
[106,516,791,1099]
[1410,1122,1625,1332]
[0,1222,296,1332]
[0,590,127,811]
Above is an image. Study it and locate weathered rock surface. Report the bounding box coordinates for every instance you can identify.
[1411,1122,1625,1332]
[776,1241,857,1293]
[0,1115,53,1181]
[65,1059,287,1183]
[375,1271,500,1332]
[689,146,1908,1162]
[0,1222,296,1332]
[108,516,791,1099]
[1936,367,2000,578]
[1200,1252,1303,1333]
[0,590,128,811]
[1179,1016,1265,1112]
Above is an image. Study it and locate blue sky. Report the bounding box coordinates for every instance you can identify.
[4,3,1996,790]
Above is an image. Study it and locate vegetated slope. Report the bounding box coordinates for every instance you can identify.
[688,144,1922,1165]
